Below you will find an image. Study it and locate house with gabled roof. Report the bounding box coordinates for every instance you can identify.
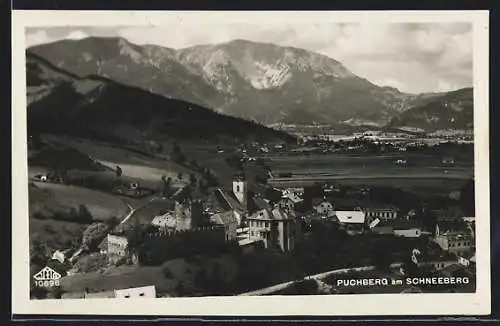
[332,210,366,235]
[247,206,296,252]
[434,223,474,254]
[151,212,177,231]
[210,210,239,241]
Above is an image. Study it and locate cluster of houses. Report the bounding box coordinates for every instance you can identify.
[52,173,475,298]
[95,174,475,270]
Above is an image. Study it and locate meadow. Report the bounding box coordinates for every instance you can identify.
[264,149,474,197]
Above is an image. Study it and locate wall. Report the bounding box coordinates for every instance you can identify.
[434,234,473,254]
[226,219,237,241]
[138,226,226,265]
[366,210,398,221]
[233,180,247,207]
[278,199,295,215]
[174,200,204,230]
[107,234,129,263]
[315,201,333,215]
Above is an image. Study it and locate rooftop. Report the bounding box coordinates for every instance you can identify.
[210,210,238,227]
[333,210,365,224]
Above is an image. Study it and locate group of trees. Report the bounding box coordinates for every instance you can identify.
[172,141,187,164]
[33,204,94,224]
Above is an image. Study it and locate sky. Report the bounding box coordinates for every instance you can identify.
[26,23,472,94]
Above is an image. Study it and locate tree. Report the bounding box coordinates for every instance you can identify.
[30,286,48,300]
[82,222,109,252]
[161,175,173,197]
[460,178,475,216]
[189,173,197,186]
[115,166,122,179]
[105,216,120,229]
[77,204,94,223]
[30,237,49,266]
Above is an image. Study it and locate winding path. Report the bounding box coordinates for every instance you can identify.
[237,263,403,296]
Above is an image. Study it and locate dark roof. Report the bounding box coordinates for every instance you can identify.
[264,187,283,203]
[98,236,108,250]
[211,211,238,227]
[172,185,205,203]
[436,221,469,234]
[333,198,363,210]
[212,188,234,211]
[440,264,471,277]
[312,197,328,207]
[434,205,465,220]
[248,196,271,213]
[249,183,268,196]
[419,250,457,263]
[394,219,423,230]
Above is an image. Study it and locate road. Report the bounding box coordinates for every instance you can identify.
[237,263,403,296]
[119,196,169,225]
[69,196,164,263]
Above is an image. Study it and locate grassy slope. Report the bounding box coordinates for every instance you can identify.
[29,181,128,220]
[40,135,199,189]
[60,255,238,296]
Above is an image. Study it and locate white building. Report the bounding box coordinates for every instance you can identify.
[247,207,296,252]
[393,220,423,238]
[232,177,248,211]
[114,285,156,298]
[333,210,366,235]
[314,200,334,217]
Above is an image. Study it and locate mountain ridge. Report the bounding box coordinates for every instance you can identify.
[28,37,472,129]
[26,51,295,144]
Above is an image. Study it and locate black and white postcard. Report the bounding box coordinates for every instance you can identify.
[12,10,491,316]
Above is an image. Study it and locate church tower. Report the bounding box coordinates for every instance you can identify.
[232,175,247,210]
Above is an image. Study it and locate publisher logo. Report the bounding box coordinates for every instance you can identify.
[33,266,61,288]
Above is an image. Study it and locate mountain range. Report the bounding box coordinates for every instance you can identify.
[26,52,294,144]
[27,37,473,131]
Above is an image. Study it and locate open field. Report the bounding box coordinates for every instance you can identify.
[37,135,199,189]
[128,198,175,224]
[60,254,239,297]
[29,181,129,220]
[171,140,241,189]
[263,151,473,196]
[30,218,86,250]
[60,265,177,295]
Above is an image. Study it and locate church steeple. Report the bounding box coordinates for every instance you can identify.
[232,174,247,210]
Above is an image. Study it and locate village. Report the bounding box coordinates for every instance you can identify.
[32,151,476,298]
